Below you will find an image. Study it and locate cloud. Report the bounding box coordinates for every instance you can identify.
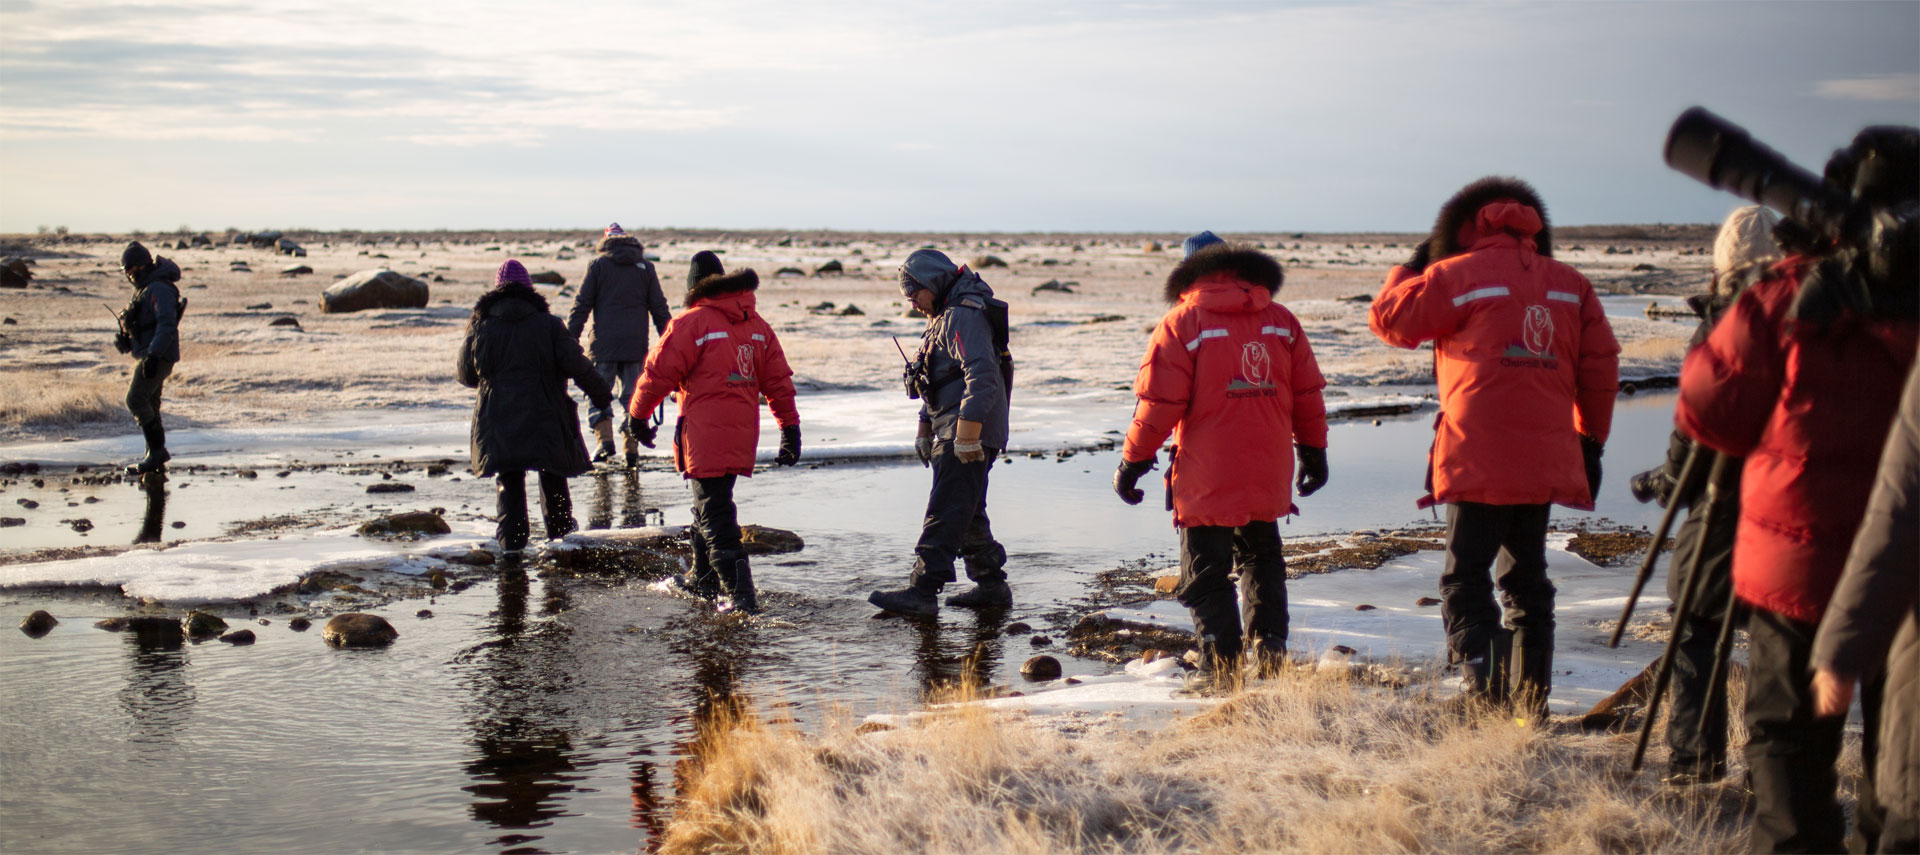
[1814,74,1920,103]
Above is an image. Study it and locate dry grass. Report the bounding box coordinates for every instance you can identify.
[0,369,126,431]
[661,669,1749,855]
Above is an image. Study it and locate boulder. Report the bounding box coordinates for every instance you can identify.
[0,257,34,288]
[814,260,844,275]
[276,238,305,256]
[357,510,449,537]
[281,264,313,276]
[1021,655,1063,681]
[1416,597,1441,607]
[184,610,228,638]
[19,610,58,638]
[1031,279,1074,295]
[269,317,301,329]
[365,483,415,494]
[1142,240,1163,253]
[970,255,1007,269]
[288,617,312,632]
[322,613,398,647]
[530,271,565,286]
[219,629,256,645]
[741,525,804,555]
[837,304,864,316]
[320,269,429,313]
[1151,575,1179,594]
[774,267,806,277]
[1004,621,1033,635]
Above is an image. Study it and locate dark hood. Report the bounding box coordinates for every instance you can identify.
[685,268,758,308]
[1163,244,1282,304]
[138,256,182,288]
[900,248,994,308]
[598,234,644,263]
[470,283,550,329]
[1430,176,1553,261]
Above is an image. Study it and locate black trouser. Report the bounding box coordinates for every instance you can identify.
[495,470,572,550]
[908,445,1006,590]
[690,474,741,559]
[1664,504,1743,772]
[1746,606,1846,854]
[126,358,173,428]
[1441,502,1555,664]
[1177,521,1288,660]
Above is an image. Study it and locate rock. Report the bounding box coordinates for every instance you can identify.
[1151,575,1180,594]
[19,610,58,637]
[0,257,34,288]
[219,629,256,645]
[1631,263,1658,272]
[814,260,844,275]
[1354,604,1377,611]
[450,580,473,592]
[449,548,495,567]
[1142,240,1163,253]
[774,267,806,277]
[281,264,313,276]
[276,238,305,256]
[365,482,415,494]
[17,498,38,509]
[1020,655,1063,681]
[427,570,448,589]
[321,613,398,647]
[288,617,312,632]
[415,609,433,619]
[1031,279,1074,295]
[1030,635,1053,647]
[269,316,301,329]
[1004,621,1033,635]
[970,255,1007,269]
[237,469,258,479]
[0,518,22,527]
[357,510,448,537]
[807,301,836,313]
[320,269,429,313]
[837,304,865,316]
[530,271,565,286]
[1083,315,1125,324]
[741,524,804,555]
[1416,597,1441,607]
[184,610,228,638]
[68,518,92,532]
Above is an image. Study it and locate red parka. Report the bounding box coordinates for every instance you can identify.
[1124,246,1329,528]
[629,270,799,479]
[1370,178,1619,509]
[1676,258,1918,624]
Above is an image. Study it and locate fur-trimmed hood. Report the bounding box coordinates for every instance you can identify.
[685,268,758,308]
[1430,176,1553,261]
[1163,244,1282,304]
[598,234,644,262]
[470,282,551,329]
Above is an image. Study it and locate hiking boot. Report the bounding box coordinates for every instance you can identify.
[1248,634,1292,678]
[1662,762,1727,788]
[1176,634,1243,696]
[868,585,939,617]
[665,572,721,602]
[1510,641,1553,726]
[593,442,616,464]
[945,581,1012,609]
[127,420,171,475]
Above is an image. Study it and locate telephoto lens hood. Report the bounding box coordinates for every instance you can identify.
[1664,107,1849,235]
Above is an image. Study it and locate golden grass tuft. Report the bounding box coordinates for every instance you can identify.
[0,369,126,430]
[661,668,1749,854]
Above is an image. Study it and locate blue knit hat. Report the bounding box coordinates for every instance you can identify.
[1182,230,1225,258]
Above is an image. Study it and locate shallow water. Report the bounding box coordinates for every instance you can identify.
[0,393,1684,853]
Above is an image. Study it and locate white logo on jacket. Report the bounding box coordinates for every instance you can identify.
[734,343,756,381]
[1240,341,1272,386]
[1522,305,1554,356]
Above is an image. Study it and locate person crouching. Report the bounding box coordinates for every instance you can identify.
[628,253,801,615]
[458,260,614,555]
[1112,232,1330,690]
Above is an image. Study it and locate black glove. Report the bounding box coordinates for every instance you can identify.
[139,357,158,379]
[776,424,801,466]
[114,332,132,355]
[1402,238,1432,274]
[628,419,658,449]
[1113,457,1155,506]
[1628,467,1673,507]
[1295,444,1329,497]
[1581,435,1604,500]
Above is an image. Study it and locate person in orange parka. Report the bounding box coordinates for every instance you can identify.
[1113,232,1330,685]
[1369,177,1619,718]
[628,252,801,615]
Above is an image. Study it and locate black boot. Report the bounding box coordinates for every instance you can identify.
[1248,633,1291,678]
[1444,629,1513,717]
[945,580,1011,609]
[127,420,171,475]
[715,550,759,616]
[667,531,722,602]
[538,472,577,540]
[1181,633,1244,696]
[1511,638,1553,726]
[869,581,940,617]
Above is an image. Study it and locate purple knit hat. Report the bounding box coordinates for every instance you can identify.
[496,259,532,287]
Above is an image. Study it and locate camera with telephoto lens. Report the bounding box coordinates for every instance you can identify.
[1628,467,1672,506]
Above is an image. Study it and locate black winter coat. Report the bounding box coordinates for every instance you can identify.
[127,257,184,363]
[459,285,614,477]
[566,236,671,363]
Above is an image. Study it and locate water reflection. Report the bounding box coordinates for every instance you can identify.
[134,473,167,544]
[462,562,587,853]
[586,470,658,531]
[117,629,193,748]
[909,609,1010,698]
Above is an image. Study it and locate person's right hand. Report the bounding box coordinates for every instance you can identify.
[1812,667,1854,718]
[114,332,132,355]
[628,420,657,449]
[1113,457,1155,505]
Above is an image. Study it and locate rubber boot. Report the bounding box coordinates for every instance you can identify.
[667,531,722,602]
[1181,633,1244,696]
[539,472,577,540]
[715,550,759,616]
[624,432,640,470]
[1248,633,1290,678]
[945,580,1012,609]
[592,420,616,464]
[1510,637,1552,726]
[128,420,171,475]
[868,580,941,617]
[1444,629,1513,717]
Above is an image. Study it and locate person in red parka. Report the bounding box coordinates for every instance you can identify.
[1113,232,1329,686]
[628,253,801,615]
[1369,177,1620,719]
[1676,126,1919,854]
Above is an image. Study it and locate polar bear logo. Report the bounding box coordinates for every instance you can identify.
[1523,305,1554,356]
[1241,341,1272,386]
[735,344,756,381]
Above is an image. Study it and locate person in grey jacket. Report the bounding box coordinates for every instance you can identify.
[115,241,184,475]
[1813,359,1920,854]
[869,249,1012,617]
[566,223,671,468]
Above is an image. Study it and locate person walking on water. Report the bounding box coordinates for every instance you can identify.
[627,252,801,615]
[1113,231,1330,689]
[567,223,671,469]
[460,260,613,555]
[869,249,1014,617]
[116,240,185,476]
[1369,177,1620,721]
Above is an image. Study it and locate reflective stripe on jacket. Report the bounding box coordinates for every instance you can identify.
[630,280,798,479]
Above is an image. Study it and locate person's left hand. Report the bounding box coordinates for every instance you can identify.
[776,425,801,466]
[1295,445,1329,497]
[1812,667,1854,718]
[954,419,986,464]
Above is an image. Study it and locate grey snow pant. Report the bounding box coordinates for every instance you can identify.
[589,361,642,434]
[908,445,1007,590]
[126,358,173,427]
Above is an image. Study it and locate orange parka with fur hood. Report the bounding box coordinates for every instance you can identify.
[1123,245,1329,527]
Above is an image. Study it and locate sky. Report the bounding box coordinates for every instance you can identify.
[1,0,1915,234]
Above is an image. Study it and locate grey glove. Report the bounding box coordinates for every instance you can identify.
[914,435,933,467]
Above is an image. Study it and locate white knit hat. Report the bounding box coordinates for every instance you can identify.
[1712,205,1782,277]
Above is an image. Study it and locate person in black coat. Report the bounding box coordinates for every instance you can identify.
[116,241,185,475]
[566,223,671,468]
[459,260,614,553]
